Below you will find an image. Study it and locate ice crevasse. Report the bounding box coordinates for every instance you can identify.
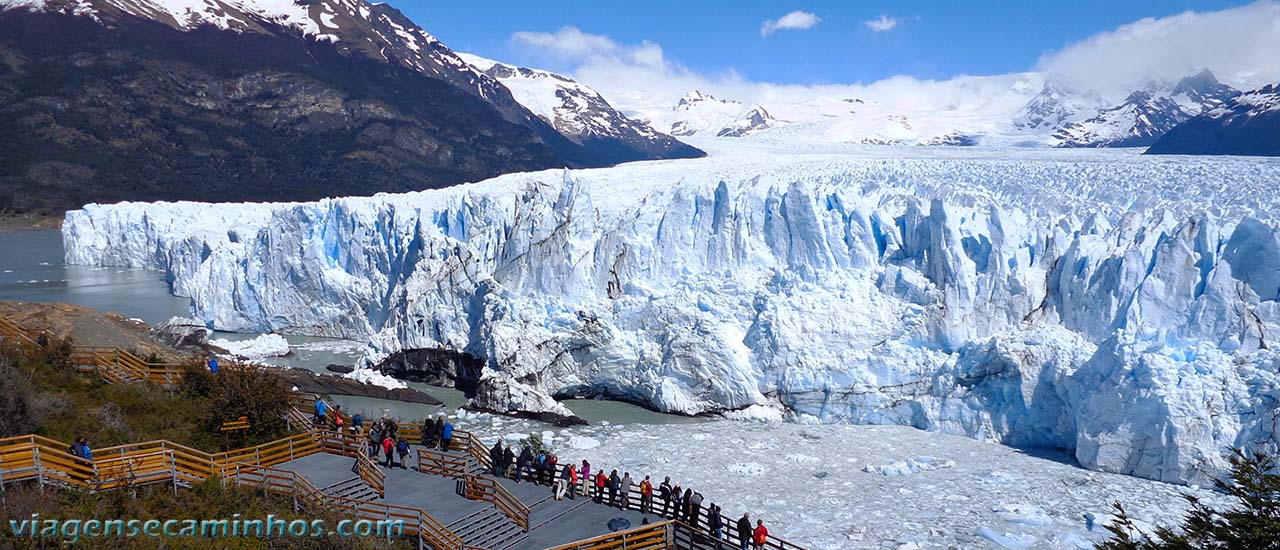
[62,153,1280,485]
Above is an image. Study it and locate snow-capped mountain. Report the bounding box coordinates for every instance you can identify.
[1147,82,1280,156]
[1011,82,1106,131]
[63,146,1280,486]
[668,90,750,137]
[458,53,702,163]
[0,0,700,212]
[1051,70,1239,148]
[715,105,777,137]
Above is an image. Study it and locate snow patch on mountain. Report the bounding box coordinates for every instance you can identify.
[63,144,1280,485]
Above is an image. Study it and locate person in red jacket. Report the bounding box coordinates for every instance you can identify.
[382,436,395,468]
[752,519,768,550]
[594,470,607,503]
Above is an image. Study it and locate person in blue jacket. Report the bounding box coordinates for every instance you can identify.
[314,398,327,425]
[440,421,454,451]
[207,357,219,374]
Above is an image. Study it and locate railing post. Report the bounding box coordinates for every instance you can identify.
[32,446,43,490]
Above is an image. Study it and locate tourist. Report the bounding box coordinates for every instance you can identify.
[333,404,344,431]
[489,441,503,476]
[736,513,752,550]
[440,420,454,451]
[352,412,363,434]
[81,439,93,461]
[639,475,653,514]
[682,488,695,523]
[752,519,768,550]
[566,460,578,499]
[554,463,571,500]
[434,417,445,448]
[578,459,591,498]
[385,417,399,441]
[533,451,546,484]
[672,484,684,522]
[708,504,724,542]
[422,417,436,448]
[503,445,516,479]
[619,471,633,510]
[68,437,85,460]
[593,470,606,503]
[207,357,219,374]
[313,397,326,425]
[689,490,705,528]
[367,427,381,459]
[516,445,533,483]
[659,476,673,517]
[396,437,410,469]
[382,435,395,468]
[608,470,621,508]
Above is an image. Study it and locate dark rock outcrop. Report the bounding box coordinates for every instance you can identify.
[375,348,484,393]
[280,368,443,406]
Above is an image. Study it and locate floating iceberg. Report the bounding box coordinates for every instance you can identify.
[62,145,1280,484]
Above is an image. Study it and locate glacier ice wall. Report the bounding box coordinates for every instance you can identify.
[62,148,1280,484]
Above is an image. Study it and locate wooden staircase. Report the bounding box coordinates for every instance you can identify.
[445,504,527,550]
[320,476,381,502]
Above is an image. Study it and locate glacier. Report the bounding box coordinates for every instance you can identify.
[62,142,1280,485]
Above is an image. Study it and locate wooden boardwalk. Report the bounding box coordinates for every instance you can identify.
[275,449,649,550]
[0,314,806,550]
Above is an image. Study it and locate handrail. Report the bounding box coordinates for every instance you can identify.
[544,520,673,550]
[417,447,468,478]
[460,474,530,531]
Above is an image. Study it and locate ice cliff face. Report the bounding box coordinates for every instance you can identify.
[63,146,1280,485]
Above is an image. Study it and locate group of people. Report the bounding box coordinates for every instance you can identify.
[319,402,774,549]
[482,441,770,549]
[419,416,455,452]
[67,437,93,461]
[362,415,410,469]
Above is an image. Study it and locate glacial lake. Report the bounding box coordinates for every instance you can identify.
[0,229,701,426]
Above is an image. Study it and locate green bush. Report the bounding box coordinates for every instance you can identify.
[1099,449,1280,549]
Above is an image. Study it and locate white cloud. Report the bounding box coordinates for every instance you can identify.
[505,2,1280,123]
[760,11,822,37]
[1037,1,1280,98]
[864,15,899,33]
[510,26,624,64]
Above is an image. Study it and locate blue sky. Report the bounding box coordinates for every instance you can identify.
[399,0,1260,85]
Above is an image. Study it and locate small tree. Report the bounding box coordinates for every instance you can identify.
[1098,449,1280,549]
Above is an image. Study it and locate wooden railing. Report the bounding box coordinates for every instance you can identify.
[459,474,531,532]
[565,472,807,550]
[545,520,673,550]
[417,447,468,478]
[0,316,40,347]
[226,463,467,550]
[69,346,186,386]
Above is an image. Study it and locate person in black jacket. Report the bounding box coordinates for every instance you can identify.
[708,504,724,546]
[736,513,752,550]
[515,446,533,483]
[489,441,503,476]
[658,477,673,517]
[502,446,515,478]
[422,418,436,449]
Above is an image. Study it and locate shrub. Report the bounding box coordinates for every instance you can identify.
[1098,449,1280,549]
[0,356,40,437]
